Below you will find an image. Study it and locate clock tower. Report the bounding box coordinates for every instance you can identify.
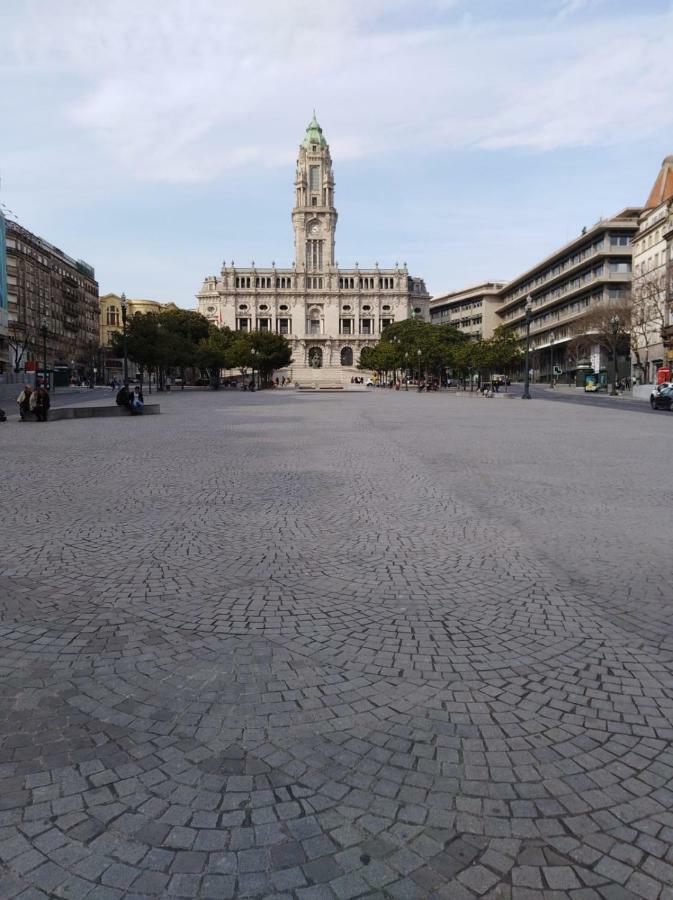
[292,113,337,270]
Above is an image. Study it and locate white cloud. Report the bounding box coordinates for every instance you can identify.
[2,0,673,184]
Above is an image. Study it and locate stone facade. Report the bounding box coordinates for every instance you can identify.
[430,282,506,340]
[197,115,429,383]
[630,156,673,382]
[5,219,99,376]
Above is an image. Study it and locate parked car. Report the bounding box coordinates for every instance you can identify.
[650,382,672,402]
[650,385,673,410]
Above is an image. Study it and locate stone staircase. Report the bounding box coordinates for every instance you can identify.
[289,366,364,388]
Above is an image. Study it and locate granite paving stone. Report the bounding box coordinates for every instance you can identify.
[1,389,673,897]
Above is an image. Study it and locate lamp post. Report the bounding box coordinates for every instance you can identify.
[549,330,556,387]
[120,293,129,385]
[40,319,48,391]
[522,295,533,400]
[610,315,620,396]
[250,347,257,391]
[416,348,422,389]
[404,352,409,391]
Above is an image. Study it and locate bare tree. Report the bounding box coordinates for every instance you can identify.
[7,321,33,374]
[572,299,632,389]
[630,270,668,381]
[565,332,593,372]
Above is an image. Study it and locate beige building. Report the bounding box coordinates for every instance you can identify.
[196,115,429,385]
[497,209,640,380]
[429,282,505,339]
[630,156,673,382]
[99,292,178,379]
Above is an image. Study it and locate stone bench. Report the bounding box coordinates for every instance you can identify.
[37,404,160,421]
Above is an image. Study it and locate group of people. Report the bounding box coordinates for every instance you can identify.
[115,383,145,414]
[16,384,51,422]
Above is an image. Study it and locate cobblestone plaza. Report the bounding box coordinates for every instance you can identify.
[2,391,673,899]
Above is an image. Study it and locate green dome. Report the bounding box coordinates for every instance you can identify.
[302,111,327,148]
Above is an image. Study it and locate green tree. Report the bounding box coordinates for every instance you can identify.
[226,331,293,386]
[486,326,523,376]
[195,326,235,389]
[111,312,161,386]
[361,319,467,381]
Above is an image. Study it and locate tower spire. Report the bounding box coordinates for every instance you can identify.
[293,116,337,270]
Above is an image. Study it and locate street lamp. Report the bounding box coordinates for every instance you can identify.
[522,295,533,400]
[549,330,556,387]
[250,347,257,391]
[120,293,129,385]
[404,352,409,391]
[416,348,422,389]
[610,315,620,396]
[40,319,48,391]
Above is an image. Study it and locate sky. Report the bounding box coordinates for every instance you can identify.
[1,0,673,306]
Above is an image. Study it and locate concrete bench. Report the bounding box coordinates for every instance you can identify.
[37,404,160,421]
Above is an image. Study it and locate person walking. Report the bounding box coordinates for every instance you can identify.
[34,386,50,422]
[17,385,33,421]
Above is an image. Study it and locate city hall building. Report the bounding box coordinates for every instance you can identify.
[196,115,429,384]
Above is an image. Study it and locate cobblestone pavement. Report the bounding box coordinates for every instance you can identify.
[2,390,673,900]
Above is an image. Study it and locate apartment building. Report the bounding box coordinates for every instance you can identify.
[5,220,99,375]
[429,282,506,340]
[496,209,640,380]
[631,156,673,382]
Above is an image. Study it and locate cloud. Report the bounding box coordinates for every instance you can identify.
[2,0,673,184]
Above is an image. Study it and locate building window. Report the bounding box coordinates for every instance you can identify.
[279,304,288,311]
[306,241,323,270]
[342,304,351,311]
[311,197,317,206]
[360,318,373,335]
[340,347,353,366]
[257,318,270,331]
[106,307,119,326]
[362,304,371,311]
[238,303,248,310]
[309,165,320,190]
[259,304,268,310]
[340,319,352,335]
[308,318,321,335]
[381,318,392,330]
[610,234,631,247]
[609,261,631,274]
[237,318,250,331]
[278,318,291,335]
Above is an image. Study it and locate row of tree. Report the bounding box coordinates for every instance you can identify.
[358,319,522,383]
[111,309,292,388]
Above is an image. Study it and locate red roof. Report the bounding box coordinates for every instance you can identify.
[644,155,673,209]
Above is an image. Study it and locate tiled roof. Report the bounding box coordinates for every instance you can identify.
[644,155,673,209]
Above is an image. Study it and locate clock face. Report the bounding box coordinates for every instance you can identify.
[309,223,320,235]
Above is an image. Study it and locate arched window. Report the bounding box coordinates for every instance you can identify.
[340,347,353,367]
[308,347,323,368]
